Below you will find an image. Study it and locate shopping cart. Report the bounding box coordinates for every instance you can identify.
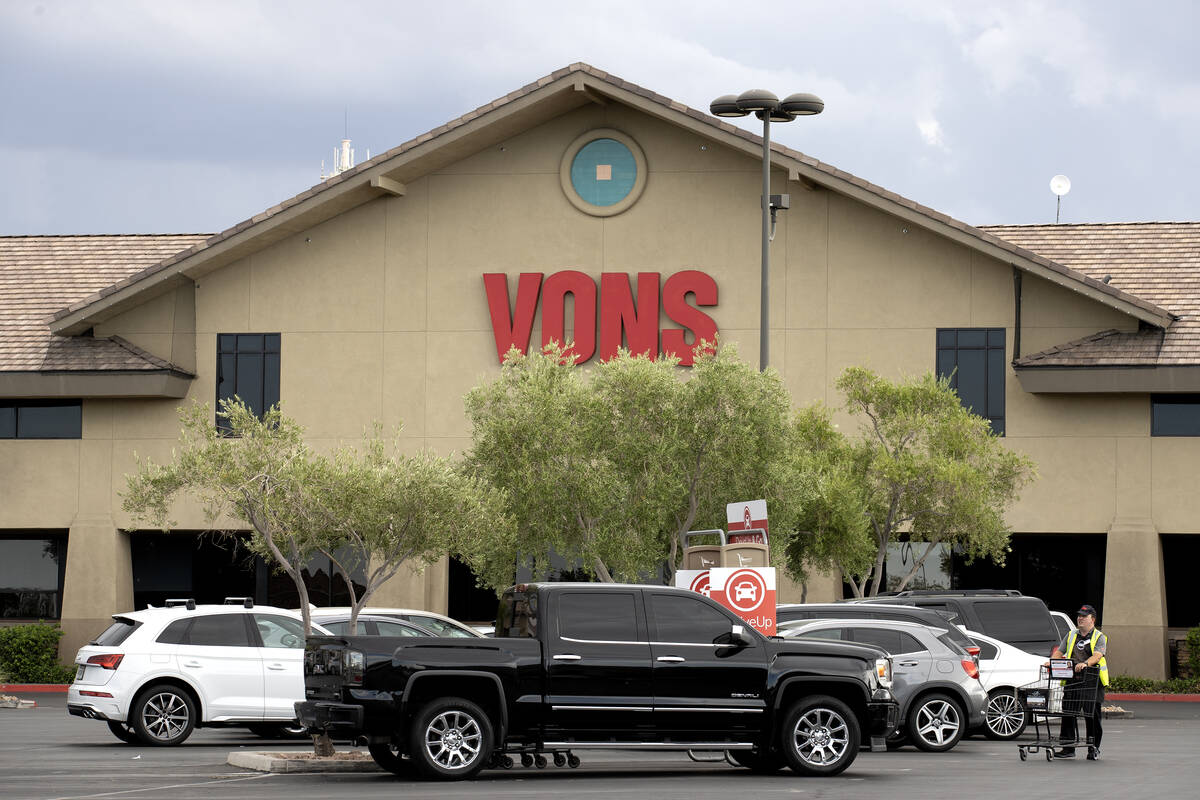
[1016,660,1103,761]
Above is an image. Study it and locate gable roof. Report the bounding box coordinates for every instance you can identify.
[45,63,1173,337]
[984,223,1200,368]
[0,234,205,397]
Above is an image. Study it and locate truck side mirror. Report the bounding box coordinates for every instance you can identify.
[715,624,754,649]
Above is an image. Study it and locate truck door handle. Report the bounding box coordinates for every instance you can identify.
[553,654,582,661]
[898,661,919,667]
[656,656,685,663]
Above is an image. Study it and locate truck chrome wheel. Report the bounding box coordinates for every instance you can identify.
[409,698,494,780]
[780,696,860,776]
[793,707,850,766]
[424,710,482,768]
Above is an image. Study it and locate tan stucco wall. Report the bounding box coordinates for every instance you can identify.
[2,102,1191,675]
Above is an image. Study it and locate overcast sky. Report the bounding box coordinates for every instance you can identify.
[3,0,1197,235]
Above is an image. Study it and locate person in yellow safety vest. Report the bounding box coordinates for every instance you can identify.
[1049,604,1108,760]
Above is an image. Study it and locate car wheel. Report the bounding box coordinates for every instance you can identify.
[106,721,139,744]
[408,698,493,780]
[728,749,785,773]
[129,684,196,746]
[779,695,860,776]
[907,692,965,752]
[983,689,1029,740]
[368,742,414,776]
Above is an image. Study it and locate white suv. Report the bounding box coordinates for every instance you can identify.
[68,599,329,746]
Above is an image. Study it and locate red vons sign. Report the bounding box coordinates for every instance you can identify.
[483,270,718,365]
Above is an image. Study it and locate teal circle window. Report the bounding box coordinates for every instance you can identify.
[570,139,636,206]
[559,129,647,217]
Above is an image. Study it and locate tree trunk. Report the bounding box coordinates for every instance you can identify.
[312,732,335,757]
[593,557,614,583]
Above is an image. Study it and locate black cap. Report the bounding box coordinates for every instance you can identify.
[1076,604,1097,618]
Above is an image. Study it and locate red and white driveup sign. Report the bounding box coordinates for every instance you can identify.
[708,567,777,635]
[674,569,712,599]
[726,499,768,543]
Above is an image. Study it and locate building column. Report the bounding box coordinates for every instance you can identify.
[1102,516,1168,679]
[59,515,133,661]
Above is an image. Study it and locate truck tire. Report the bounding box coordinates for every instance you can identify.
[779,695,860,776]
[129,684,196,746]
[728,749,785,773]
[983,689,1029,740]
[408,697,493,780]
[907,692,965,752]
[368,742,413,776]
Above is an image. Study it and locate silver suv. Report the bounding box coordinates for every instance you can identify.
[68,599,329,745]
[780,618,986,752]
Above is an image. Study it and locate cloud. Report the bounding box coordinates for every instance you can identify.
[917,118,945,148]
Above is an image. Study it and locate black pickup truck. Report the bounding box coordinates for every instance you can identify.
[296,583,899,780]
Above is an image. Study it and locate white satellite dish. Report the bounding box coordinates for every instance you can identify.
[1050,174,1071,223]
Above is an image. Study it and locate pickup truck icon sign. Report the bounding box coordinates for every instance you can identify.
[723,569,767,612]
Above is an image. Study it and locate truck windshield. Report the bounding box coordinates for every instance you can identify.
[496,589,538,638]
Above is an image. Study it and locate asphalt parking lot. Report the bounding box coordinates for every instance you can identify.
[4,693,1199,800]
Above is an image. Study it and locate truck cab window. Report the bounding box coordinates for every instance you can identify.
[558,592,638,641]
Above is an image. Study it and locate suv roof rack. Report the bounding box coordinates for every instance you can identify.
[165,598,197,610]
[893,589,1023,597]
[224,597,254,608]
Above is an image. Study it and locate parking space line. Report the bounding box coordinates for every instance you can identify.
[46,773,275,800]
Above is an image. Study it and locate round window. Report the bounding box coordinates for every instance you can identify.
[559,129,647,217]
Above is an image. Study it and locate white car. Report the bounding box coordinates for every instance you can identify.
[68,599,330,746]
[308,606,483,638]
[964,627,1046,740]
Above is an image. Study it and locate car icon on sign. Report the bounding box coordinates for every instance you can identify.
[734,583,757,602]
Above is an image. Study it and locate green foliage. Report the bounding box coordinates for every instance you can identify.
[0,623,75,684]
[461,340,795,588]
[124,400,326,632]
[802,368,1037,597]
[1108,673,1200,694]
[302,428,513,623]
[1186,626,1200,677]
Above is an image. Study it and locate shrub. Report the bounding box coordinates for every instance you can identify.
[1187,626,1200,678]
[1109,673,1200,694]
[0,623,76,684]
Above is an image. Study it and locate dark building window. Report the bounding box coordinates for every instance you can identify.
[130,532,364,611]
[0,402,82,439]
[950,533,1106,619]
[216,334,280,429]
[937,328,1006,435]
[0,533,68,618]
[1151,395,1200,436]
[1162,535,1200,628]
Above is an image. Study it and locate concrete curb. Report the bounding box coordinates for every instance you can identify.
[1107,693,1200,703]
[227,750,383,774]
[0,684,68,693]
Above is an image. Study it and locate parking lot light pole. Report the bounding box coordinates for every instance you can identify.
[710,90,824,371]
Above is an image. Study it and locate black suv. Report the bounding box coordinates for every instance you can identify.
[852,590,1059,656]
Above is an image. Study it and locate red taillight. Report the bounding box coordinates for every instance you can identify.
[966,645,981,657]
[961,658,979,679]
[86,653,123,670]
[80,690,114,698]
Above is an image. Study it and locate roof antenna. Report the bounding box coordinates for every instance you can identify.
[320,109,357,181]
[1050,175,1071,223]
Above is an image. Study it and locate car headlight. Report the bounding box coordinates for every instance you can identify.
[875,657,893,689]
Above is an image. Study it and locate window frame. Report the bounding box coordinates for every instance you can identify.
[0,401,82,439]
[216,333,281,430]
[0,532,69,620]
[936,327,1006,435]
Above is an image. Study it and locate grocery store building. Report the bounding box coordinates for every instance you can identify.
[2,64,1198,678]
